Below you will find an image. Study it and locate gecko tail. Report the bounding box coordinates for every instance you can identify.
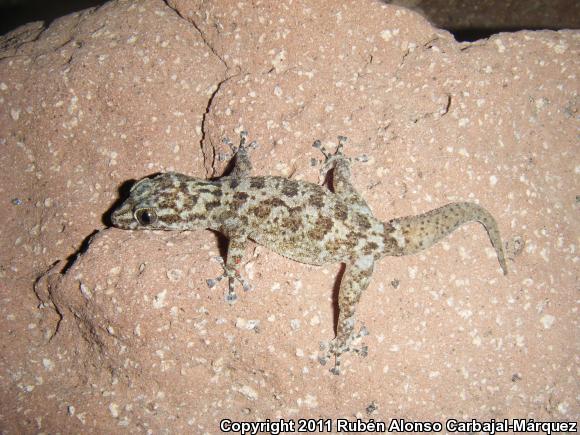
[387,202,508,275]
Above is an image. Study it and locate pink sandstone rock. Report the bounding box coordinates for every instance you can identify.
[0,0,577,432]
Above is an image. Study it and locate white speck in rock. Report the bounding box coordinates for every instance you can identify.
[297,394,318,408]
[80,282,93,299]
[380,29,394,41]
[153,289,167,308]
[554,43,568,54]
[271,50,286,72]
[68,96,78,115]
[166,269,183,282]
[42,358,55,371]
[235,318,260,331]
[494,38,506,53]
[234,384,258,400]
[76,412,86,424]
[458,148,470,157]
[557,401,569,414]
[458,309,473,319]
[109,403,119,418]
[540,314,555,329]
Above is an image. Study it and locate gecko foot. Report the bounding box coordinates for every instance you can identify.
[206,256,253,304]
[313,136,367,181]
[318,326,369,375]
[219,131,259,161]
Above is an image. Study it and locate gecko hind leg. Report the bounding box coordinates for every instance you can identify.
[318,260,374,375]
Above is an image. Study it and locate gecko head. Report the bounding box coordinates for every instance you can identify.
[111,172,222,231]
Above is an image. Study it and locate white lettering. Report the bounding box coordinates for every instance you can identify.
[389,419,441,432]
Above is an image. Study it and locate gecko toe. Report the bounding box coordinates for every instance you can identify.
[358,325,369,338]
[318,326,369,373]
[225,292,238,304]
[354,344,369,358]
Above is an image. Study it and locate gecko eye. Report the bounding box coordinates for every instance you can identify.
[135,208,158,226]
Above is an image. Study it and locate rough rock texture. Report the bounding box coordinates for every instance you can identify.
[0,0,578,432]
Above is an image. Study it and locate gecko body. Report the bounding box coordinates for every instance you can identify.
[111,133,507,374]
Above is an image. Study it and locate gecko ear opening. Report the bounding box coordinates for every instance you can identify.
[135,208,158,226]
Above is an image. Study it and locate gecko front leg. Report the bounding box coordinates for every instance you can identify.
[207,233,253,303]
[314,136,372,214]
[221,130,258,178]
[207,131,258,304]
[206,131,258,303]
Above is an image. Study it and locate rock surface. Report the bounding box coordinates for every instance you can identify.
[0,0,578,432]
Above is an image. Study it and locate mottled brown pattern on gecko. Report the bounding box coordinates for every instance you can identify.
[111,132,508,375]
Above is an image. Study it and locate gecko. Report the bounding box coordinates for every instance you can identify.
[111,132,508,374]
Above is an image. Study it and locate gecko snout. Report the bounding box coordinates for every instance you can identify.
[111,202,138,229]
